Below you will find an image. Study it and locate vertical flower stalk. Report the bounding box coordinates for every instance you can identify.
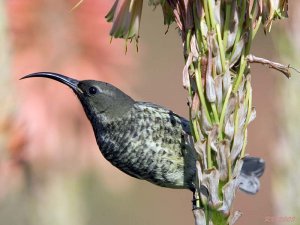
[106,0,288,224]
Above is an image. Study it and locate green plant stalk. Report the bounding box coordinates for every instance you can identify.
[195,64,213,125]
[207,0,216,29]
[233,15,254,93]
[241,129,248,158]
[192,119,201,141]
[241,80,252,157]
[230,0,246,60]
[202,0,211,29]
[223,4,232,50]
[211,103,220,124]
[245,81,253,126]
[246,19,254,55]
[192,3,205,53]
[186,29,192,52]
[216,24,226,72]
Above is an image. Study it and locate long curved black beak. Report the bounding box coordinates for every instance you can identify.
[21,72,82,93]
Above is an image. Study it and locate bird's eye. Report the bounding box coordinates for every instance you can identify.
[88,86,98,95]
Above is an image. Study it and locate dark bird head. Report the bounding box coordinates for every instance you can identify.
[21,72,135,121]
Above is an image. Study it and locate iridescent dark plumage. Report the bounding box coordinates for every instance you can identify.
[21,72,265,193]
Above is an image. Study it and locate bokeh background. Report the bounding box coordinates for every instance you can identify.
[0,1,299,225]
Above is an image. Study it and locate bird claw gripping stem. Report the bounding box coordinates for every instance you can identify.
[192,191,201,210]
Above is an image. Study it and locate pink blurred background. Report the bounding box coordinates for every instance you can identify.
[0,1,299,225]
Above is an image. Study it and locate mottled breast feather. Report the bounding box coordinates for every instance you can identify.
[93,101,196,189]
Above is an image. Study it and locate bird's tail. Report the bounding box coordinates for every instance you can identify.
[238,156,265,194]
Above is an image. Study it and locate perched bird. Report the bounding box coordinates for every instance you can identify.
[21,72,265,194]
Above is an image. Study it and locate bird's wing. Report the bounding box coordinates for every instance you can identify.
[135,102,265,194]
[135,101,191,134]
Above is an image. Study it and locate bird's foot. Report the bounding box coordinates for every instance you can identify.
[192,195,201,210]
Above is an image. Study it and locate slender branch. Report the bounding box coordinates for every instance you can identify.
[247,54,296,78]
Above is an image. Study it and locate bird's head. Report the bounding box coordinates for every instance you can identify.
[21,72,135,121]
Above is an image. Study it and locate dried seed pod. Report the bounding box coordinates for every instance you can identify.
[202,168,222,207]
[215,55,223,75]
[214,0,224,28]
[226,2,239,50]
[224,94,237,125]
[191,35,200,58]
[206,73,217,103]
[205,38,217,103]
[195,140,208,170]
[200,106,213,133]
[230,38,245,67]
[225,114,235,141]
[230,130,244,162]
[183,53,193,89]
[216,140,230,181]
[232,158,244,178]
[223,67,232,96]
[219,178,238,215]
[238,102,247,129]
